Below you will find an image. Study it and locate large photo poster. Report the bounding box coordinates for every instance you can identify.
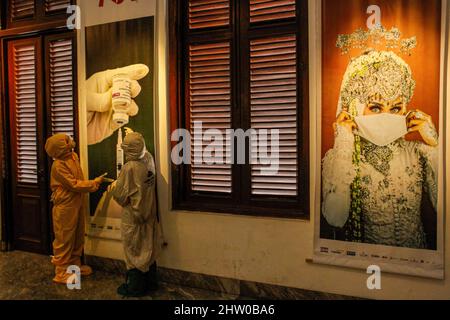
[85,17,155,240]
[314,0,445,278]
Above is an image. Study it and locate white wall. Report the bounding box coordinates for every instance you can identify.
[83,0,450,300]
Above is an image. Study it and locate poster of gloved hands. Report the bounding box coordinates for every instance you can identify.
[85,17,155,240]
[314,0,444,279]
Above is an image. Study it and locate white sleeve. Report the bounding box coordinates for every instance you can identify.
[321,125,356,228]
[416,142,439,211]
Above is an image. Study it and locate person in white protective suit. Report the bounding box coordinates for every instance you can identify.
[109,132,163,297]
[322,50,438,249]
[86,64,149,145]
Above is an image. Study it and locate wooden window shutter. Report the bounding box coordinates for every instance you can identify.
[10,0,35,21]
[45,0,71,13]
[250,35,298,196]
[47,36,76,137]
[249,0,296,23]
[188,0,230,29]
[172,0,309,216]
[189,42,232,193]
[9,41,39,184]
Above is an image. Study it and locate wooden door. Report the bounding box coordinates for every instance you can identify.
[7,37,50,254]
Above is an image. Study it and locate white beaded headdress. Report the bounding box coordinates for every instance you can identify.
[335,26,417,116]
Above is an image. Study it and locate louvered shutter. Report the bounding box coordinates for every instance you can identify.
[189,0,230,29]
[11,0,35,20]
[189,42,232,193]
[45,0,71,13]
[250,35,298,196]
[250,0,296,23]
[11,43,39,184]
[48,37,75,137]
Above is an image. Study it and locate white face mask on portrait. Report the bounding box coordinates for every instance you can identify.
[354,113,408,146]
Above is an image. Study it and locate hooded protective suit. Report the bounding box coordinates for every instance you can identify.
[45,134,100,283]
[111,132,162,272]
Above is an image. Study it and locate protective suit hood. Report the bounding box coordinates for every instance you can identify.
[122,132,145,162]
[45,134,74,160]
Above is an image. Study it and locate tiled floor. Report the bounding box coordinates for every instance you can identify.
[0,251,244,300]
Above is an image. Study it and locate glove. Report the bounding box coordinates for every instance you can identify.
[86,64,149,145]
[407,110,439,146]
[124,127,134,136]
[107,180,117,193]
[94,176,105,185]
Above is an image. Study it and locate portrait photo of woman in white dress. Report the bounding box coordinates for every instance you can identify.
[321,50,439,250]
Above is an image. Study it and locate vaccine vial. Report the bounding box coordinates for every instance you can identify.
[111,74,132,125]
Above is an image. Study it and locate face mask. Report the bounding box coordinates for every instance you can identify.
[65,136,76,151]
[67,137,76,150]
[354,113,408,146]
[139,146,147,159]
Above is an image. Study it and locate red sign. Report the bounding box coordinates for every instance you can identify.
[99,0,137,7]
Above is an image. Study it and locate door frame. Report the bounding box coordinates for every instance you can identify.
[0,28,78,254]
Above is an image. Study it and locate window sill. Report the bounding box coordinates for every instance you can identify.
[172,201,310,220]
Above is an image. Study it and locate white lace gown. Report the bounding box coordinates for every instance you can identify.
[322,126,438,249]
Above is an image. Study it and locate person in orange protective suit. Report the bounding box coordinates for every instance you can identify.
[45,134,105,284]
